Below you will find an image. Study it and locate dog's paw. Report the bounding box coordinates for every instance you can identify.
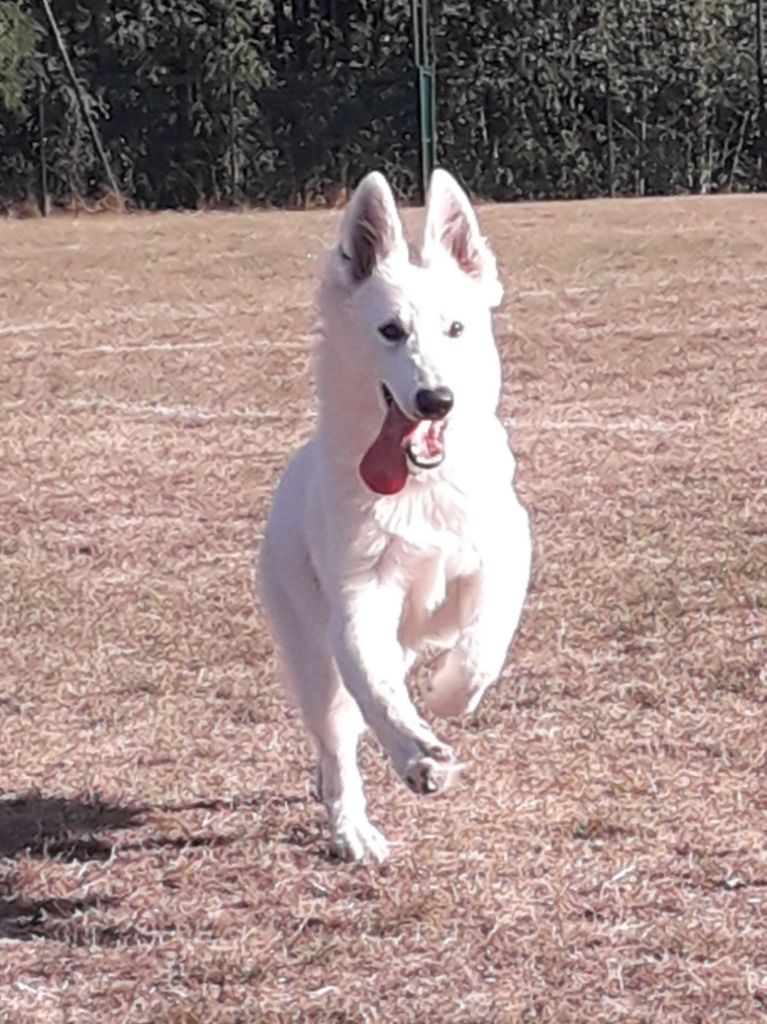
[404,743,460,796]
[330,817,390,864]
[423,648,490,718]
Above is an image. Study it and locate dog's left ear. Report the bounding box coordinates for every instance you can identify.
[423,169,503,308]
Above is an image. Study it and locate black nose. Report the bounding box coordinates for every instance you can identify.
[415,386,454,420]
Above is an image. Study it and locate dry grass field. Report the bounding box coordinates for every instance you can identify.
[1,193,767,1023]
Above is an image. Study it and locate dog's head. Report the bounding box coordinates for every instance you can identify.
[318,170,504,496]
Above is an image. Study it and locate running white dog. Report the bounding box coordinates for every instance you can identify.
[259,169,531,862]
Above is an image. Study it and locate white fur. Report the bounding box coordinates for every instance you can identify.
[259,170,531,862]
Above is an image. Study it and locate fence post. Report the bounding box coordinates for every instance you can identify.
[228,76,237,204]
[606,60,616,197]
[37,74,48,216]
[412,0,436,203]
[758,0,766,186]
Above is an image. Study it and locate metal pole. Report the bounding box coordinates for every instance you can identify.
[224,8,237,205]
[38,0,122,200]
[412,0,424,203]
[412,0,436,203]
[228,76,237,204]
[422,0,436,178]
[37,74,48,216]
[758,0,766,186]
[606,60,616,197]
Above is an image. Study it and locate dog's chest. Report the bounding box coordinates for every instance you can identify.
[373,486,483,612]
[372,481,479,557]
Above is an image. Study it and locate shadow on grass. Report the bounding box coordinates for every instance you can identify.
[0,789,316,943]
[0,791,147,861]
[0,892,126,943]
[0,790,308,864]
[0,792,147,943]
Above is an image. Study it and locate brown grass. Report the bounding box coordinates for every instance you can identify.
[1,195,767,1023]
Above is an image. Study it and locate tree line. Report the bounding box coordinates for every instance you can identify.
[0,0,764,210]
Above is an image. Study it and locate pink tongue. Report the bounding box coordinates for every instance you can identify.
[359,403,418,495]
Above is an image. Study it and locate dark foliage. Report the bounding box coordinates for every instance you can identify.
[0,0,763,208]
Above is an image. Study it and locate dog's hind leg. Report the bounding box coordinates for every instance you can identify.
[314,680,389,863]
[261,563,389,863]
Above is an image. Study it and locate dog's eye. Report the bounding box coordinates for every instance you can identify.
[447,321,464,339]
[379,321,407,343]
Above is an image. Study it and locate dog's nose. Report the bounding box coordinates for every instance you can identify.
[415,386,454,420]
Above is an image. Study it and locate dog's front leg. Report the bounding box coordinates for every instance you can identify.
[330,583,456,795]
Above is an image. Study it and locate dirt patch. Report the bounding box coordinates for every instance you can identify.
[1,196,766,1021]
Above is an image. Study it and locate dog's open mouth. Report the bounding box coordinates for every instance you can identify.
[381,385,446,471]
[359,384,447,495]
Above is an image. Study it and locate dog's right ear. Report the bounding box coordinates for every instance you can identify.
[338,172,406,282]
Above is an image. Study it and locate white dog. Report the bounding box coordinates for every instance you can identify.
[259,169,531,861]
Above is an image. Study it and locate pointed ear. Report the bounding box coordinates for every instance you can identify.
[423,169,503,307]
[339,172,406,282]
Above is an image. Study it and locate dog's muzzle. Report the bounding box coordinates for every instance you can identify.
[359,382,450,495]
